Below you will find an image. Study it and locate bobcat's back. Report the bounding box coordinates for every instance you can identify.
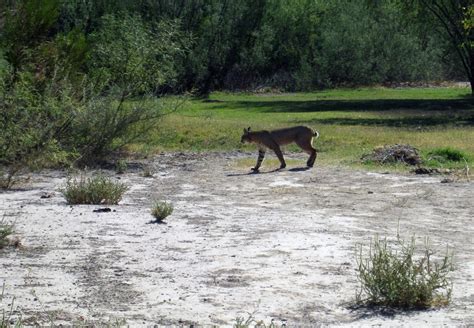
[269,126,318,146]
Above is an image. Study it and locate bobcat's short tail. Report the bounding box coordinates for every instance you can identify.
[313,130,320,139]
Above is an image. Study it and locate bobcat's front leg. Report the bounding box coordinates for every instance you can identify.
[272,146,286,169]
[251,149,266,172]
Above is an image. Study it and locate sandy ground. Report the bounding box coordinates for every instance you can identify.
[1,152,473,327]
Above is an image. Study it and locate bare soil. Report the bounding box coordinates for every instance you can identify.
[1,152,473,326]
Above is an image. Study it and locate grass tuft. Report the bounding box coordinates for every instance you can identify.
[427,147,469,163]
[115,160,128,174]
[61,174,128,205]
[356,234,453,309]
[151,201,173,222]
[234,314,285,328]
[0,220,14,249]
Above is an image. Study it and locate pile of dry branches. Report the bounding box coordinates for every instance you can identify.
[362,144,422,165]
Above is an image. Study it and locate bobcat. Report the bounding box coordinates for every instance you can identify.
[241,126,319,172]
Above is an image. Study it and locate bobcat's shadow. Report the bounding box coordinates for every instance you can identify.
[227,167,310,176]
[288,167,311,172]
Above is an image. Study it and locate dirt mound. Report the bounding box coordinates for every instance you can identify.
[362,144,422,165]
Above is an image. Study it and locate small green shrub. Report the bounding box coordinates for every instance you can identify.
[0,168,17,190]
[427,147,469,163]
[0,220,14,249]
[151,201,173,222]
[115,160,128,174]
[234,317,282,328]
[356,235,453,308]
[61,174,128,205]
[142,164,155,178]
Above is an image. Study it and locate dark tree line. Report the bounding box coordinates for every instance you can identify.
[1,0,472,94]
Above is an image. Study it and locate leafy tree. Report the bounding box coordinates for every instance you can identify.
[87,14,187,95]
[1,0,61,77]
[68,14,188,162]
[402,0,473,94]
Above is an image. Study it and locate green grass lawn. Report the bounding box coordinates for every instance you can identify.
[130,87,474,170]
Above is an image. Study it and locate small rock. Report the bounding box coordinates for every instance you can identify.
[93,208,112,213]
[441,178,454,183]
[40,193,53,199]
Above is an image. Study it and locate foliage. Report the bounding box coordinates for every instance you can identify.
[87,14,187,95]
[398,0,474,93]
[66,92,171,164]
[61,174,128,205]
[0,220,14,249]
[427,147,469,163]
[356,235,453,308]
[115,160,127,174]
[0,6,183,169]
[65,13,187,163]
[0,70,74,188]
[234,314,284,328]
[151,201,174,222]
[1,0,61,72]
[1,0,469,93]
[313,1,442,87]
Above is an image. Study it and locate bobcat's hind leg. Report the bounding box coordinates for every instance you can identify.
[252,149,266,172]
[297,140,317,167]
[306,148,317,167]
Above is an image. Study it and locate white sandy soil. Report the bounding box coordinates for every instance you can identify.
[0,152,473,326]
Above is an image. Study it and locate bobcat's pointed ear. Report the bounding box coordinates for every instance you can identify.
[243,128,248,134]
[247,127,251,132]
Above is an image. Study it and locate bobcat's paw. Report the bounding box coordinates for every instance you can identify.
[251,167,260,173]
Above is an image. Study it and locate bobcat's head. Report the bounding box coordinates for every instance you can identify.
[241,127,252,143]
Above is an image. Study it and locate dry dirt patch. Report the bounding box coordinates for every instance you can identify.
[0,152,473,326]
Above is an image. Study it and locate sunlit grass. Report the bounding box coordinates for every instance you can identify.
[127,87,474,170]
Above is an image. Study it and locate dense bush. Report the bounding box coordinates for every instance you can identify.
[0,3,183,176]
[87,14,187,95]
[2,0,467,93]
[0,70,74,188]
[356,235,453,308]
[55,0,461,92]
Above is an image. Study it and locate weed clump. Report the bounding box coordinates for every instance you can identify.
[0,220,14,249]
[115,160,128,174]
[427,147,469,163]
[61,174,128,205]
[356,235,453,309]
[151,201,173,222]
